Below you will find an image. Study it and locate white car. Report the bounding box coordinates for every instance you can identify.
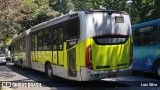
[0,54,6,65]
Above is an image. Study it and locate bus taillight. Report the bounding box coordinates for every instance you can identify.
[85,45,93,70]
[130,43,133,65]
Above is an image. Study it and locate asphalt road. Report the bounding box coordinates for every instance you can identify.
[0,63,160,90]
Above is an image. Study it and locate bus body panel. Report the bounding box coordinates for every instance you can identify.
[82,11,132,71]
[63,42,68,69]
[58,51,64,66]
[84,12,132,40]
[133,46,160,71]
[91,37,131,71]
[31,50,53,72]
[79,37,131,70]
[79,38,90,67]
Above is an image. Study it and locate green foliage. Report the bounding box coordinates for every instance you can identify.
[129,0,160,24]
[49,0,75,14]
[0,0,60,46]
[19,0,61,33]
[0,0,27,45]
[0,0,160,46]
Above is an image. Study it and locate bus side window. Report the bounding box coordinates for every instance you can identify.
[58,28,63,50]
[52,27,63,50]
[31,35,35,51]
[43,29,52,50]
[38,31,43,50]
[53,29,58,50]
[135,25,158,46]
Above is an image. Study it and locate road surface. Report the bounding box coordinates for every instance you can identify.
[0,63,160,90]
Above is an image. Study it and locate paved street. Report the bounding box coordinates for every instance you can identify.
[0,63,160,90]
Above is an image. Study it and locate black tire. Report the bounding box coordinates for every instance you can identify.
[154,61,160,79]
[45,63,53,79]
[4,63,6,65]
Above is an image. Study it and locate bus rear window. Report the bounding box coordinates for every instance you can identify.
[93,35,128,45]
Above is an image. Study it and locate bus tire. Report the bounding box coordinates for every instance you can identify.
[154,61,160,79]
[45,63,53,79]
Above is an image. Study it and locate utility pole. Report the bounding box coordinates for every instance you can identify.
[126,0,133,19]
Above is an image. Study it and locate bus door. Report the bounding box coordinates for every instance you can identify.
[31,34,38,69]
[53,30,58,66]
[65,17,80,77]
[52,27,64,75]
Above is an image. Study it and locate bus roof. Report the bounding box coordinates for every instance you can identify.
[11,29,31,43]
[132,19,160,30]
[30,10,128,33]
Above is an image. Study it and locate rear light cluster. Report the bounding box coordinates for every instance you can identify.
[85,45,93,70]
[130,43,133,65]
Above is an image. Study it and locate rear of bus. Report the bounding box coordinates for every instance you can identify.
[79,10,132,81]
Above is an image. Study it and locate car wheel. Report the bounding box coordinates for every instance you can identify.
[154,61,160,79]
[4,63,6,65]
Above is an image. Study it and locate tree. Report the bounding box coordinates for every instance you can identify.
[0,0,29,46]
[71,0,160,24]
[0,0,60,46]
[49,0,75,14]
[128,0,159,24]
[19,0,61,32]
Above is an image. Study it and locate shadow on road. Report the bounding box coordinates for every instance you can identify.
[6,65,130,89]
[132,70,157,80]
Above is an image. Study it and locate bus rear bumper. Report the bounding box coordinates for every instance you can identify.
[80,65,132,81]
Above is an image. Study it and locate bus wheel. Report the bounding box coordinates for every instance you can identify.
[154,61,160,79]
[46,63,53,79]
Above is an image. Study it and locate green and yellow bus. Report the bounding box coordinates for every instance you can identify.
[11,10,132,81]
